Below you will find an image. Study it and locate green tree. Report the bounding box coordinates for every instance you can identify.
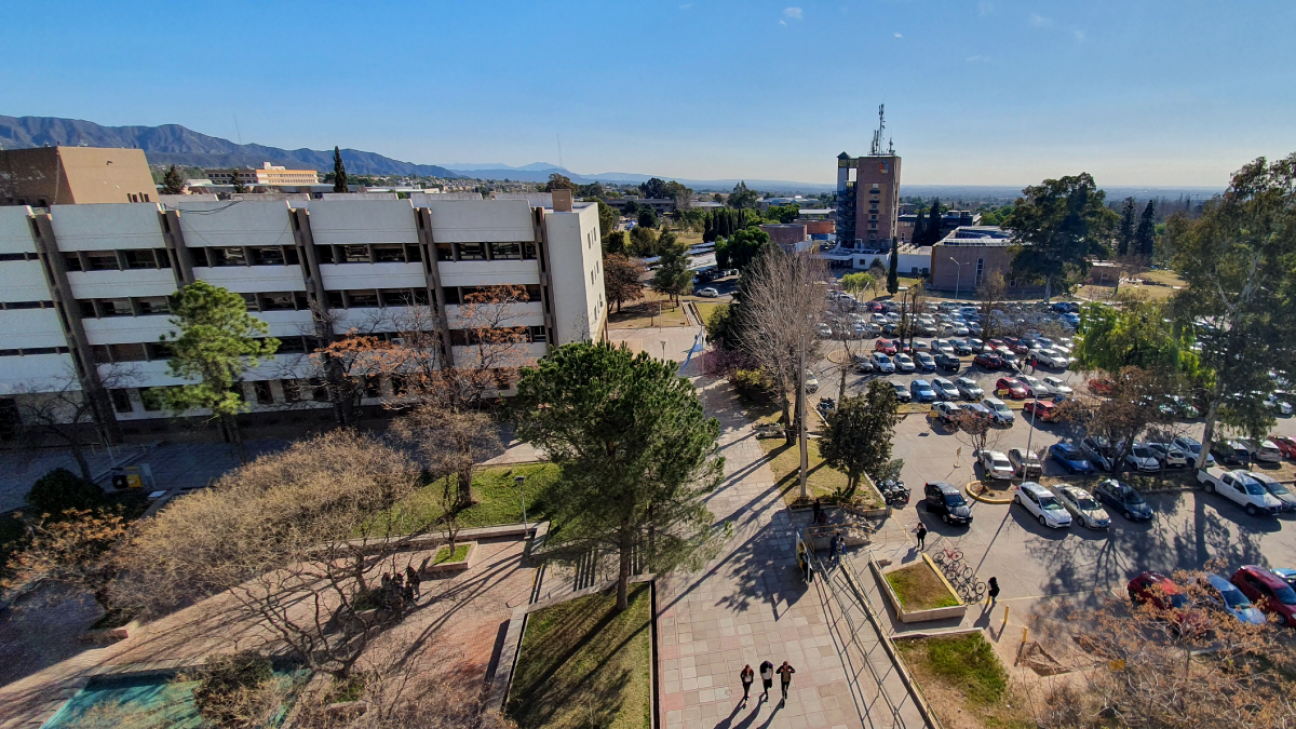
[766,204,801,224]
[544,172,573,192]
[725,227,770,272]
[651,234,693,304]
[331,147,347,193]
[1004,172,1118,301]
[622,200,640,220]
[628,226,659,257]
[511,342,724,610]
[229,168,248,194]
[703,213,716,243]
[603,253,646,313]
[1117,197,1137,257]
[637,206,658,229]
[1134,199,1157,258]
[596,200,618,238]
[818,381,901,495]
[712,193,724,203]
[728,181,758,210]
[925,198,943,244]
[639,177,668,199]
[912,208,926,245]
[1074,297,1196,375]
[602,229,627,256]
[26,468,106,518]
[840,272,874,298]
[160,281,279,463]
[161,165,184,195]
[1164,153,1296,465]
[886,246,899,294]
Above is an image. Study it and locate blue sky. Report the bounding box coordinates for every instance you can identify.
[2,1,1292,187]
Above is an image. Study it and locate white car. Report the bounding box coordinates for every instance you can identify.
[983,397,1015,426]
[895,353,916,373]
[1017,376,1051,398]
[871,352,895,373]
[804,370,819,393]
[1126,443,1162,472]
[1248,439,1283,463]
[815,322,833,338]
[697,287,720,298]
[932,338,956,356]
[931,377,960,401]
[1016,481,1073,528]
[1054,484,1110,529]
[980,450,1015,481]
[1264,393,1293,416]
[1042,376,1073,397]
[1197,467,1283,516]
[955,377,983,400]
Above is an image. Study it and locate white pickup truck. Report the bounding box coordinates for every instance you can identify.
[1197,467,1283,516]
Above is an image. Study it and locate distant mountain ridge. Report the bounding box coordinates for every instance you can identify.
[0,115,461,178]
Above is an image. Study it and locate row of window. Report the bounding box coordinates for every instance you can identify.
[64,249,172,272]
[79,296,171,318]
[448,325,547,346]
[315,243,424,265]
[0,346,71,357]
[432,241,538,262]
[323,288,432,309]
[0,252,39,262]
[194,245,301,268]
[0,300,55,311]
[442,285,540,305]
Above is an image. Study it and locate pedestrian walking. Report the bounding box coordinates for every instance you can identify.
[759,660,774,702]
[828,532,839,568]
[405,565,422,599]
[914,522,927,550]
[740,665,754,705]
[402,580,415,605]
[776,661,796,704]
[987,576,1001,606]
[831,531,843,568]
[812,498,823,524]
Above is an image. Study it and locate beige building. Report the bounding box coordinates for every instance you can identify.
[206,163,320,187]
[0,147,157,206]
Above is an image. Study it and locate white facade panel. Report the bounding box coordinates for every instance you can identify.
[306,200,418,246]
[0,260,55,302]
[0,207,37,255]
[0,309,67,348]
[437,260,541,288]
[451,343,547,367]
[256,310,317,338]
[424,200,535,243]
[325,307,412,335]
[0,354,78,395]
[174,200,294,247]
[545,204,605,344]
[446,301,544,328]
[82,316,175,346]
[318,262,425,290]
[49,203,165,250]
[67,269,179,299]
[194,265,307,292]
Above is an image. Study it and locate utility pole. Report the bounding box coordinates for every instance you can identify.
[950,257,967,301]
[798,315,809,501]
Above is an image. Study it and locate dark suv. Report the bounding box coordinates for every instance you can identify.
[924,481,974,526]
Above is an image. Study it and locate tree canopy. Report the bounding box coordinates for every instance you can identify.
[765,204,800,224]
[1004,173,1118,300]
[818,381,901,495]
[716,226,770,273]
[332,147,347,193]
[161,165,184,195]
[651,233,693,304]
[603,253,647,313]
[727,181,758,210]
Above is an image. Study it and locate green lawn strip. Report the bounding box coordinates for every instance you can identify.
[386,463,558,534]
[432,543,470,565]
[507,584,652,729]
[896,633,1036,728]
[758,438,881,509]
[885,562,960,611]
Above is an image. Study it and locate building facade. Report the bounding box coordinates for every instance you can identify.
[205,163,321,187]
[835,152,902,250]
[927,227,1027,296]
[0,192,605,436]
[0,147,158,206]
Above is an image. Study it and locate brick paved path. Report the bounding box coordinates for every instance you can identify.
[657,377,918,729]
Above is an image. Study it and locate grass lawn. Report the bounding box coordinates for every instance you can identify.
[507,584,652,729]
[387,463,557,534]
[693,301,728,326]
[885,561,960,611]
[608,292,690,329]
[432,543,470,564]
[759,438,881,509]
[895,632,1035,728]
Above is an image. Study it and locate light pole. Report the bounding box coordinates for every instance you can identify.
[949,257,967,301]
[798,315,809,501]
[514,475,529,536]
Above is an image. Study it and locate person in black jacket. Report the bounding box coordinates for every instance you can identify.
[739,664,754,706]
[759,660,775,702]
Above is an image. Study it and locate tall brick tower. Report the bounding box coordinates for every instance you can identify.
[835,105,901,250]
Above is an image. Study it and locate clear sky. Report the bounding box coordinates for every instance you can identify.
[2,1,1293,187]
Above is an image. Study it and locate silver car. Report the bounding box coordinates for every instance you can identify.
[955,377,984,400]
[1055,484,1111,529]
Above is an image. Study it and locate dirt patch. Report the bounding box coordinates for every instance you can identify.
[895,632,1036,729]
[886,561,959,611]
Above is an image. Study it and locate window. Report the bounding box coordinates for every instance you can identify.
[315,245,335,264]
[457,242,486,260]
[253,381,274,405]
[342,245,370,263]
[63,253,84,272]
[372,244,406,263]
[490,242,521,260]
[283,247,301,265]
[529,325,548,343]
[403,244,422,262]
[248,246,286,266]
[522,242,538,260]
[275,336,307,354]
[3,300,44,310]
[284,380,303,403]
[259,292,297,311]
[90,345,111,364]
[363,376,382,399]
[435,243,454,261]
[101,299,133,317]
[139,387,166,412]
[108,343,148,362]
[79,300,98,318]
[85,252,120,271]
[239,293,258,310]
[207,247,247,267]
[0,252,34,262]
[326,291,345,309]
[144,342,173,360]
[109,389,133,414]
[442,287,461,305]
[524,284,542,302]
[348,290,379,308]
[136,296,169,315]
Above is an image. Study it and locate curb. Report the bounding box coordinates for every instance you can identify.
[966,480,1015,504]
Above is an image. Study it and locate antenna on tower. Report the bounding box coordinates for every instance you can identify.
[870,104,886,156]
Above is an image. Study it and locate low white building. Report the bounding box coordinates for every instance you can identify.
[0,191,605,435]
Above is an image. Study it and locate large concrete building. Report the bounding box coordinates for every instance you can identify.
[835,107,901,251]
[0,147,158,206]
[0,190,605,437]
[927,226,1027,296]
[205,163,321,187]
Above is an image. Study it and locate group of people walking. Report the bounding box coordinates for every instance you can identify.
[378,565,423,614]
[739,660,796,707]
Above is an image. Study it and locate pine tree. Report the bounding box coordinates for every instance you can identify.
[162,165,185,195]
[332,146,348,193]
[229,168,248,193]
[1134,200,1156,258]
[1117,197,1136,257]
[912,207,926,244]
[703,213,716,243]
[886,244,899,295]
[926,198,943,245]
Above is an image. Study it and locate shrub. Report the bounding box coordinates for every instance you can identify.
[730,368,775,403]
[193,651,278,728]
[26,468,105,517]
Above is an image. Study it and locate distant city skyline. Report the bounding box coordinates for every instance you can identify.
[2,1,1292,187]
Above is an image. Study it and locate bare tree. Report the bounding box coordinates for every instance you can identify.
[12,366,136,482]
[119,430,435,678]
[977,271,1008,343]
[2,507,131,616]
[1057,366,1175,475]
[390,405,501,511]
[738,247,830,443]
[950,411,1002,458]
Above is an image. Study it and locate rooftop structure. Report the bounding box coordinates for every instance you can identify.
[836,105,901,251]
[0,146,158,206]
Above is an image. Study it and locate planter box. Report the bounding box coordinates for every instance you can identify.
[872,555,968,624]
[422,541,478,575]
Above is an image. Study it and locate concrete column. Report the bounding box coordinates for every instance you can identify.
[414,206,455,368]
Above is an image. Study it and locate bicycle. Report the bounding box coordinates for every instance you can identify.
[932,546,964,566]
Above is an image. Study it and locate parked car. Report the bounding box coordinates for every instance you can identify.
[958,402,992,422]
[1240,471,1296,512]
[1270,435,1296,459]
[890,380,912,403]
[930,401,961,426]
[1231,566,1296,627]
[933,352,961,373]
[1211,439,1252,466]
[871,352,895,373]
[1161,395,1200,419]
[804,370,819,394]
[1016,482,1073,528]
[1247,439,1283,464]
[1082,436,1117,472]
[931,377,960,401]
[1049,443,1096,474]
[1034,349,1071,369]
[924,481,974,525]
[1054,485,1110,528]
[1197,467,1282,516]
[1145,441,1189,468]
[983,397,1015,426]
[697,287,720,298]
[1017,376,1051,397]
[910,379,937,403]
[1172,435,1216,467]
[895,353,916,373]
[1126,443,1163,473]
[1128,572,1209,634]
[911,339,931,353]
[995,377,1028,399]
[996,348,1020,368]
[914,352,936,372]
[980,450,1015,481]
[974,352,1003,370]
[1023,400,1059,422]
[1198,574,1267,625]
[1264,392,1294,416]
[955,377,983,400]
[814,322,833,338]
[1088,378,1116,395]
[1008,448,1043,478]
[1094,479,1153,521]
[854,355,875,374]
[948,338,972,355]
[875,338,898,355]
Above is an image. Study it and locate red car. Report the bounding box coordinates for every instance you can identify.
[864,301,885,312]
[974,352,1002,369]
[996,377,1028,399]
[1231,566,1296,627]
[1270,435,1296,459]
[1128,571,1210,634]
[1088,378,1115,395]
[1023,400,1059,422]
[875,339,898,355]
[987,338,1006,351]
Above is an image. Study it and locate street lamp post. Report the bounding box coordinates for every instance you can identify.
[949,257,968,301]
[798,316,809,501]
[514,475,529,536]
